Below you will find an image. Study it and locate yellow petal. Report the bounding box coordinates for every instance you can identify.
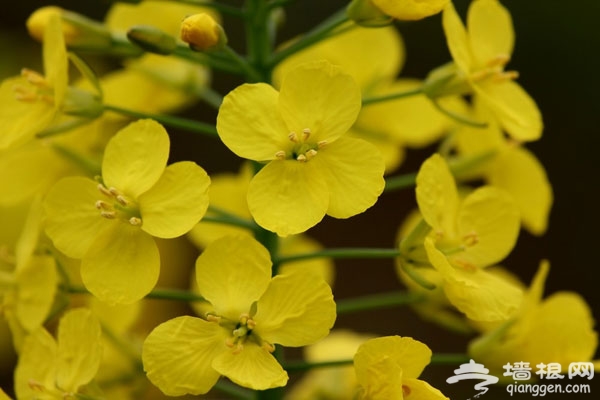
[475,80,543,141]
[43,12,68,107]
[487,147,552,235]
[0,387,10,400]
[467,0,514,67]
[247,160,329,237]
[139,161,210,238]
[348,126,406,173]
[278,235,335,286]
[354,336,432,380]
[425,238,523,321]
[212,343,288,390]
[44,177,112,258]
[56,308,102,393]
[195,235,272,320]
[356,355,404,399]
[142,316,227,396]
[313,137,385,218]
[442,2,473,73]
[217,83,289,161]
[454,186,520,268]
[102,119,170,198]
[81,223,159,304]
[14,327,57,399]
[15,255,57,332]
[403,377,449,400]
[278,60,361,144]
[255,272,336,347]
[15,196,44,269]
[372,0,449,21]
[415,154,459,234]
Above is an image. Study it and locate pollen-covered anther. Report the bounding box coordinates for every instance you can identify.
[262,342,275,353]
[296,154,307,162]
[206,314,221,323]
[463,231,479,247]
[246,318,256,330]
[317,140,328,149]
[302,128,311,140]
[129,217,142,226]
[100,211,116,219]
[288,132,298,142]
[21,68,49,87]
[95,200,109,210]
[28,379,46,393]
[487,54,511,68]
[232,342,244,355]
[97,184,112,197]
[12,85,38,102]
[108,187,120,197]
[116,195,129,206]
[493,70,519,82]
[402,385,411,397]
[305,149,317,160]
[275,150,286,160]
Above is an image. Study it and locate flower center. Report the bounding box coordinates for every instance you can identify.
[209,312,275,355]
[275,128,328,162]
[470,54,519,84]
[95,183,142,226]
[13,68,54,105]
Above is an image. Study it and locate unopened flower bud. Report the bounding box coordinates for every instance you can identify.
[422,63,472,99]
[127,25,177,55]
[27,6,111,49]
[347,0,393,28]
[181,13,227,51]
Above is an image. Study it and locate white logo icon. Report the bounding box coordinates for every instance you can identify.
[446,359,499,398]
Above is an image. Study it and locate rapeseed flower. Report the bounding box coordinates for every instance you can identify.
[44,119,210,304]
[14,308,103,399]
[414,154,522,321]
[142,235,336,394]
[441,0,542,141]
[354,336,448,399]
[217,60,385,236]
[372,0,449,21]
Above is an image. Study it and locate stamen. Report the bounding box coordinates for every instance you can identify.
[206,314,221,323]
[262,342,275,353]
[116,195,129,206]
[246,319,256,330]
[317,140,328,149]
[487,54,511,68]
[463,232,479,247]
[296,154,307,162]
[225,338,236,348]
[28,379,46,392]
[402,385,412,397]
[100,211,116,219]
[129,217,142,226]
[13,85,38,102]
[21,68,49,87]
[305,149,317,160]
[108,187,120,196]
[95,200,109,210]
[493,70,519,82]
[97,184,112,197]
[302,128,311,140]
[232,342,244,355]
[275,150,286,160]
[288,132,298,142]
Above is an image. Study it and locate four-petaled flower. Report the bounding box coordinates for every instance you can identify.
[217,60,385,236]
[142,235,336,395]
[44,119,210,304]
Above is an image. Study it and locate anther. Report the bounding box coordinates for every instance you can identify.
[493,70,519,82]
[305,149,317,160]
[225,338,236,348]
[296,154,307,162]
[129,217,142,226]
[246,319,256,330]
[116,195,129,206]
[302,128,311,140]
[206,314,221,323]
[275,150,286,160]
[487,54,511,68]
[28,379,46,392]
[97,184,112,197]
[262,342,275,353]
[288,132,298,142]
[463,232,479,247]
[402,385,412,397]
[232,343,244,355]
[100,211,116,219]
[95,200,109,210]
[109,187,120,196]
[317,140,328,149]
[13,86,38,102]
[21,68,48,87]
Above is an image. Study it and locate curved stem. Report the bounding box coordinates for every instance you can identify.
[336,290,424,315]
[273,248,402,265]
[221,45,263,82]
[432,99,488,128]
[202,209,259,231]
[103,104,219,137]
[268,7,350,68]
[362,87,423,106]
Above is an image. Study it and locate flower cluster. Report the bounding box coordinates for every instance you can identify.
[0,1,595,399]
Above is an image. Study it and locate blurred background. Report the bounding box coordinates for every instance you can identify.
[1,0,598,399]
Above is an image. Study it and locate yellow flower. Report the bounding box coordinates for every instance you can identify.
[414,154,523,321]
[372,0,449,21]
[142,235,336,395]
[14,308,103,399]
[469,262,599,374]
[441,0,542,141]
[44,119,210,304]
[354,336,448,399]
[217,60,385,236]
[274,26,452,173]
[181,13,227,51]
[0,12,67,151]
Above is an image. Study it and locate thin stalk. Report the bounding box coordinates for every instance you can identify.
[103,104,218,137]
[173,45,244,74]
[362,87,423,106]
[222,45,262,82]
[432,99,488,128]
[384,172,417,192]
[268,7,349,68]
[336,291,425,315]
[197,86,224,109]
[202,215,258,231]
[274,248,402,265]
[65,285,206,302]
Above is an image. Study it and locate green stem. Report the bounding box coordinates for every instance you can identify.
[274,248,402,265]
[213,380,256,400]
[384,172,417,192]
[221,45,263,82]
[362,87,423,106]
[268,7,350,68]
[203,207,259,231]
[197,86,224,109]
[246,0,273,82]
[103,104,218,137]
[336,290,424,314]
[173,45,244,74]
[51,143,102,176]
[449,149,498,179]
[432,99,488,128]
[65,285,205,302]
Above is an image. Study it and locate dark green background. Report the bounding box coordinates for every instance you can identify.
[1,1,598,399]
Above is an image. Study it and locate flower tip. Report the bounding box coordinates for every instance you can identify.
[181,13,227,51]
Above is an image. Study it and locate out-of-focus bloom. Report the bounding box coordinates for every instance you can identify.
[217,60,385,236]
[181,13,227,51]
[14,308,103,399]
[274,26,453,173]
[44,119,210,304]
[354,336,449,399]
[413,154,522,321]
[469,262,598,375]
[348,0,448,24]
[143,235,336,395]
[438,0,542,141]
[286,330,373,400]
